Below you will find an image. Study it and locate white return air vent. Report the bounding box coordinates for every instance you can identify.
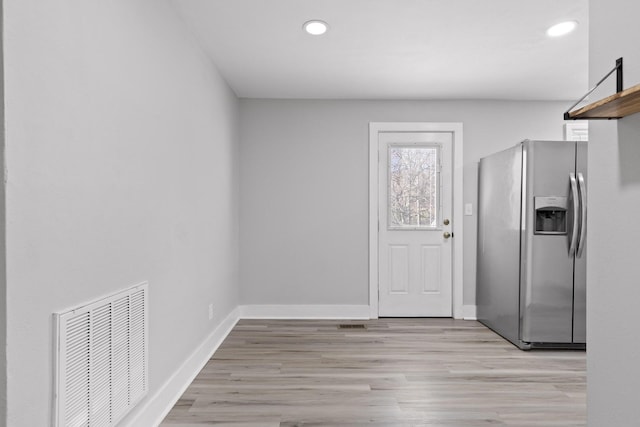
[53,283,148,427]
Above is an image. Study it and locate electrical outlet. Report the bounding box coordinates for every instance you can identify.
[208,303,213,320]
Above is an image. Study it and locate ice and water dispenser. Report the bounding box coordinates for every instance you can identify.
[534,196,567,235]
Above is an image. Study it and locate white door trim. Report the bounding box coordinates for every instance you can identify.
[369,122,464,319]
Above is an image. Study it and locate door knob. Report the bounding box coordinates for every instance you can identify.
[443,232,451,239]
[443,219,450,225]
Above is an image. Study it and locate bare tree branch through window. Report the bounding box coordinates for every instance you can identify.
[388,146,439,228]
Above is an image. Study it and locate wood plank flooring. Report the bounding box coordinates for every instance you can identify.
[160,319,586,426]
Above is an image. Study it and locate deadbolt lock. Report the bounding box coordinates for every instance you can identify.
[443,219,450,226]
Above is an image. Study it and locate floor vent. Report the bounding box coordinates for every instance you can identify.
[53,282,148,427]
[338,324,367,329]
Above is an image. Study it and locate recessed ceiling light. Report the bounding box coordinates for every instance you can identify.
[546,21,578,37]
[303,20,328,36]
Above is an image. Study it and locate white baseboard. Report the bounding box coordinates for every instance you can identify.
[121,307,241,427]
[238,304,371,319]
[463,304,477,320]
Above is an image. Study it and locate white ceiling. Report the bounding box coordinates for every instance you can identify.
[170,0,588,101]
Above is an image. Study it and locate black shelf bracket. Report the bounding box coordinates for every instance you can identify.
[564,57,624,120]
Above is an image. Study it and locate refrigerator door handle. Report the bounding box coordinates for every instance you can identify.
[569,173,579,256]
[577,172,587,258]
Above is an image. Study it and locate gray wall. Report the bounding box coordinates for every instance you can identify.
[3,0,240,425]
[239,99,568,308]
[588,0,640,424]
[0,0,6,422]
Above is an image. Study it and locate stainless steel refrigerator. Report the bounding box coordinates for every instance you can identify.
[477,140,586,350]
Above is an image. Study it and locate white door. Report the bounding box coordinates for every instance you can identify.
[378,131,453,317]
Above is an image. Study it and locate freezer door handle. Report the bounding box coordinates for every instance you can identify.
[577,172,587,258]
[568,173,579,257]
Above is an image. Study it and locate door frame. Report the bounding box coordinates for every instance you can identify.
[369,122,464,319]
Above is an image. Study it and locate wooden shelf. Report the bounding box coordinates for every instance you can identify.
[566,83,640,120]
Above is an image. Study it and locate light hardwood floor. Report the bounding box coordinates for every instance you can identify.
[161,319,586,427]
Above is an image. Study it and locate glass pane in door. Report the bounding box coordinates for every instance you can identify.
[388,145,439,228]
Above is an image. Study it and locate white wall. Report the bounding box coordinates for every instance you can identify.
[587,0,640,425]
[239,99,568,310]
[3,0,239,425]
